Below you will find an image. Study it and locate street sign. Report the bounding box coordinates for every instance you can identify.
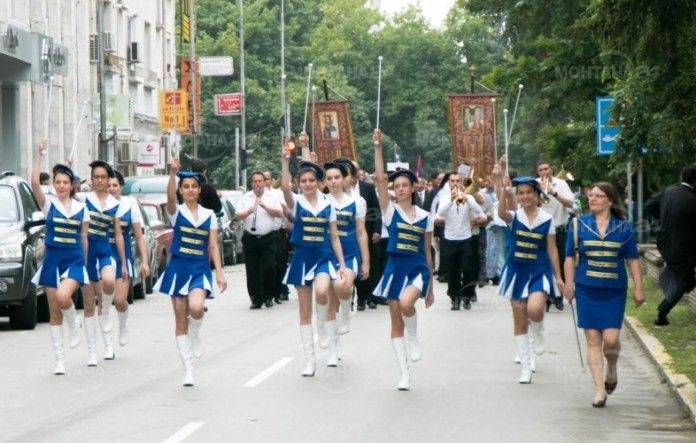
[200,56,234,76]
[596,97,619,156]
[214,93,243,116]
[138,140,160,166]
[158,89,189,131]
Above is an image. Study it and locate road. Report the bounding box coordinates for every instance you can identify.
[1,264,695,442]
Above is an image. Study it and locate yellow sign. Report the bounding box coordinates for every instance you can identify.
[181,0,191,43]
[159,89,189,131]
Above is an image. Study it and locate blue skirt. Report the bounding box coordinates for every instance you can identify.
[331,255,361,278]
[498,261,559,301]
[154,255,214,299]
[575,283,626,329]
[32,245,89,288]
[373,254,430,301]
[283,245,333,286]
[86,239,116,282]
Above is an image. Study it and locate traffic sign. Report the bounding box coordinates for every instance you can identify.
[200,56,234,76]
[596,97,619,156]
[214,93,243,116]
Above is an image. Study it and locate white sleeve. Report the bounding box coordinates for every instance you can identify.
[129,199,142,225]
[384,202,396,226]
[355,196,367,219]
[426,213,434,232]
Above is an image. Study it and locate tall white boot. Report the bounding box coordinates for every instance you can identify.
[100,292,115,333]
[391,337,410,391]
[99,315,115,360]
[188,316,204,359]
[61,304,81,348]
[529,320,545,355]
[315,302,329,349]
[299,324,316,377]
[176,335,195,386]
[528,335,536,372]
[403,313,421,362]
[337,298,352,335]
[50,325,66,375]
[118,309,129,346]
[515,334,532,384]
[84,316,98,367]
[325,320,339,367]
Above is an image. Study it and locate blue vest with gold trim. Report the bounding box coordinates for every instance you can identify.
[386,209,427,256]
[86,198,118,243]
[507,214,551,265]
[290,199,332,249]
[45,203,85,249]
[335,201,358,258]
[169,209,212,259]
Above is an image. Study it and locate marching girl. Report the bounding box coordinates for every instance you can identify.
[493,157,563,384]
[31,141,90,374]
[372,130,435,391]
[101,171,150,358]
[153,157,227,386]
[75,160,128,367]
[281,148,346,377]
[316,160,370,366]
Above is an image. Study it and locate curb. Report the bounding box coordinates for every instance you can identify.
[624,315,696,423]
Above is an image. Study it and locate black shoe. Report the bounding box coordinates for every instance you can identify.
[367,301,377,309]
[592,396,607,408]
[265,299,274,308]
[554,297,564,311]
[545,299,551,313]
[654,315,670,326]
[477,278,487,288]
[490,277,500,286]
[463,298,472,310]
[357,302,366,312]
[249,304,262,310]
[451,299,460,311]
[471,294,478,303]
[280,293,289,301]
[376,298,388,306]
[274,297,282,304]
[437,275,448,283]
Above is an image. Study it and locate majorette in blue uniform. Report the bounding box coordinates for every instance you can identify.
[565,214,638,329]
[32,195,90,288]
[373,202,433,300]
[327,193,366,276]
[498,208,560,300]
[110,195,141,279]
[153,204,216,298]
[80,192,120,282]
[283,190,337,286]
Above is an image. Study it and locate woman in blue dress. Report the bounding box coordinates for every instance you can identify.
[75,160,128,367]
[562,182,645,407]
[372,130,434,391]
[154,157,227,386]
[493,157,563,384]
[31,141,90,375]
[100,171,150,359]
[281,150,346,377]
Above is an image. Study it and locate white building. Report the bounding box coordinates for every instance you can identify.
[0,0,175,179]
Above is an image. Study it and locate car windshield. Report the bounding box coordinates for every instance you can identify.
[0,186,19,222]
[141,204,161,223]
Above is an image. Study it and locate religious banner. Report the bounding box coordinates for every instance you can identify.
[309,100,356,165]
[447,94,497,178]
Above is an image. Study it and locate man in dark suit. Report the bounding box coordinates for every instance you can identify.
[645,164,696,326]
[335,158,383,311]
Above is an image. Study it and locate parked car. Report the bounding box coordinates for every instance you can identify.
[0,173,46,329]
[139,199,174,281]
[129,198,159,299]
[220,192,244,265]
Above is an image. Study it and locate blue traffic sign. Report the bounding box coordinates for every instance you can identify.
[596,97,619,156]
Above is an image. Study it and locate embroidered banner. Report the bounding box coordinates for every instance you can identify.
[447,94,498,177]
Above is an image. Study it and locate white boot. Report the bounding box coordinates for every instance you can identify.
[99,316,115,360]
[391,337,410,391]
[188,317,203,359]
[61,304,81,348]
[118,309,129,346]
[528,335,536,372]
[315,302,329,349]
[84,316,98,367]
[176,335,195,387]
[50,325,66,375]
[515,334,532,384]
[325,320,339,367]
[299,324,316,377]
[337,298,352,335]
[403,313,421,362]
[100,292,115,333]
[529,320,545,355]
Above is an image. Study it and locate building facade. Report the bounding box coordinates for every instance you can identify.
[0,0,175,179]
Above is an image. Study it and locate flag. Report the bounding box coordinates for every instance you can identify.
[414,155,424,178]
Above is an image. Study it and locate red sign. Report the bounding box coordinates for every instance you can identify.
[214,93,243,116]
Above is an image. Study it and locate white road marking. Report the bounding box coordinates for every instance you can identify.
[243,357,294,387]
[162,421,205,443]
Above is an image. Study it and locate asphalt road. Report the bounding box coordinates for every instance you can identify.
[1,264,695,442]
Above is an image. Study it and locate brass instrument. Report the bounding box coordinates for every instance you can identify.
[540,175,551,204]
[555,165,574,182]
[455,177,480,205]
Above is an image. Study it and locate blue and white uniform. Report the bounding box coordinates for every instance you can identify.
[78,192,120,282]
[373,202,433,300]
[154,204,217,298]
[498,208,560,300]
[32,195,90,288]
[327,193,366,276]
[110,195,141,279]
[283,191,337,286]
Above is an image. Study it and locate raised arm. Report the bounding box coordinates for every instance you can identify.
[166,157,180,215]
[31,140,48,209]
[372,129,389,213]
[493,158,513,224]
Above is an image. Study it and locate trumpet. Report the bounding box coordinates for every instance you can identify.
[555,165,574,182]
[455,177,480,204]
[540,176,551,204]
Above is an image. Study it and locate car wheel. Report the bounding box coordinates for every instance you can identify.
[37,292,50,323]
[10,281,37,330]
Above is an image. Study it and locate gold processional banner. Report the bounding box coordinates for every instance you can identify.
[447,94,498,178]
[309,100,357,165]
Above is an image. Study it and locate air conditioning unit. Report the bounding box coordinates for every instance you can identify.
[89,34,99,63]
[119,142,139,163]
[128,42,141,63]
[102,32,115,53]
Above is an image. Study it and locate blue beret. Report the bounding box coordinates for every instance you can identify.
[177,171,206,185]
[512,176,547,197]
[333,158,358,176]
[323,161,349,177]
[388,169,417,184]
[299,161,325,181]
[53,164,75,182]
[89,160,115,178]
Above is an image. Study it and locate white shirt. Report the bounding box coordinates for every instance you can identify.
[235,189,283,235]
[437,194,484,240]
[537,177,573,228]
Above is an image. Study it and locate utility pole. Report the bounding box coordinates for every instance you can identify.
[239,0,246,188]
[96,0,109,161]
[280,0,287,146]
[189,0,199,158]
